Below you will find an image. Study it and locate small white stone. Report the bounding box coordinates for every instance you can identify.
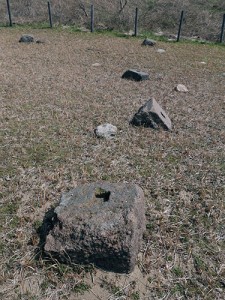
[92,63,101,67]
[157,48,166,53]
[95,123,117,139]
[175,84,188,93]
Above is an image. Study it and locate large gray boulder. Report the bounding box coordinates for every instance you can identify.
[130,98,172,130]
[44,182,146,273]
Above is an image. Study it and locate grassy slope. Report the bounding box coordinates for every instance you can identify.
[0,27,225,299]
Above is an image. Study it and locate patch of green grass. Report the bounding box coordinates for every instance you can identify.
[73,282,90,294]
[172,283,186,296]
[146,223,155,231]
[172,266,183,277]
[33,220,43,231]
[131,291,140,300]
[193,255,207,274]
[0,202,18,229]
[13,22,52,30]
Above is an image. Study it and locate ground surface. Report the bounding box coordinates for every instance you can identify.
[0,28,225,299]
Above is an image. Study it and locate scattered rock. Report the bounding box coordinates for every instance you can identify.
[44,182,146,273]
[122,69,149,81]
[36,40,45,44]
[92,63,101,67]
[156,48,166,53]
[19,35,34,43]
[130,98,172,130]
[199,61,206,65]
[142,38,156,46]
[124,30,135,36]
[175,84,188,92]
[154,31,164,36]
[95,123,117,139]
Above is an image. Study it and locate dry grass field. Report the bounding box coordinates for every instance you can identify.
[0,27,225,299]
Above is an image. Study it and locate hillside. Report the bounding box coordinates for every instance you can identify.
[0,0,225,40]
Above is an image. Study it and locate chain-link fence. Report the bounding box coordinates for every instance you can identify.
[1,0,224,42]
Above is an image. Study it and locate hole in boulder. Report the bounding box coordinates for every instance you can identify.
[95,188,111,202]
[161,112,165,118]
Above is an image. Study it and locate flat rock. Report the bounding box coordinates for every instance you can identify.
[36,40,45,44]
[156,48,166,53]
[92,63,101,67]
[122,69,149,81]
[130,98,172,130]
[142,38,156,46]
[44,182,146,273]
[95,123,117,139]
[175,84,188,92]
[19,35,34,43]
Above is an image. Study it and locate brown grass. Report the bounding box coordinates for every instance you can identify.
[0,27,225,299]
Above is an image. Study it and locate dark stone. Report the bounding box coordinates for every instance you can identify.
[130,98,172,130]
[19,35,34,43]
[122,69,149,81]
[142,38,156,46]
[44,182,146,273]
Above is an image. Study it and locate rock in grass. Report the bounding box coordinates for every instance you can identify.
[122,69,149,81]
[95,123,117,139]
[44,182,146,273]
[130,98,172,130]
[156,48,166,53]
[142,38,156,46]
[19,35,34,43]
[36,40,45,44]
[175,84,188,92]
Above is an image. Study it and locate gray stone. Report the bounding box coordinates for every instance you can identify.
[44,182,146,273]
[142,38,156,46]
[130,98,172,130]
[95,123,117,139]
[19,35,34,43]
[122,69,149,81]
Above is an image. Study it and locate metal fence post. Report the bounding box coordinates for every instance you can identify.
[91,4,94,32]
[177,10,184,42]
[48,1,53,28]
[219,13,225,43]
[134,7,138,37]
[6,0,12,27]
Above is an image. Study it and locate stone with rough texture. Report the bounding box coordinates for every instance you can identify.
[95,123,117,139]
[19,35,34,43]
[175,84,188,92]
[122,69,149,81]
[130,98,172,130]
[44,182,146,273]
[142,38,156,46]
